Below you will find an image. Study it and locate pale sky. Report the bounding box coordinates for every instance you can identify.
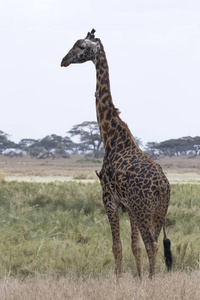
[1,0,200,146]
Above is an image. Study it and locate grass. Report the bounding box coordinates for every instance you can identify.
[76,158,102,164]
[0,155,103,177]
[0,170,5,183]
[0,181,200,280]
[1,271,200,300]
[167,184,200,271]
[1,155,200,177]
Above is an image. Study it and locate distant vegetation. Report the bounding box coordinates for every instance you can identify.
[0,181,200,279]
[146,137,200,158]
[1,124,200,159]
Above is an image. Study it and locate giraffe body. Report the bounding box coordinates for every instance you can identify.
[61,29,172,279]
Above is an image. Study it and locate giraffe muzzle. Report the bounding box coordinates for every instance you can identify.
[60,55,71,67]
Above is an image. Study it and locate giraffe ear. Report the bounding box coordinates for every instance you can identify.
[85,29,96,40]
[85,32,91,39]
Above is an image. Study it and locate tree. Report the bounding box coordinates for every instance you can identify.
[194,145,200,157]
[34,135,71,158]
[192,136,200,155]
[151,136,200,157]
[0,131,17,154]
[19,135,81,158]
[62,136,79,154]
[68,121,103,157]
[19,135,71,158]
[134,136,143,148]
[19,139,37,154]
[145,142,159,158]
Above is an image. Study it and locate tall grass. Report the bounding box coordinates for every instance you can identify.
[1,272,200,300]
[0,181,200,279]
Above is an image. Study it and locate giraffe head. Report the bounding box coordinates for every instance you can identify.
[61,29,100,67]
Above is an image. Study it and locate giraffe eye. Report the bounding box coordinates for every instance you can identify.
[79,44,86,50]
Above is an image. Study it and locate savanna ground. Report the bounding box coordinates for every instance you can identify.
[0,155,200,299]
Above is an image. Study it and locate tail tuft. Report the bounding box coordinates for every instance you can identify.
[163,238,172,271]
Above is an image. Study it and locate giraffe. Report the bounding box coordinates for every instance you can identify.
[61,29,172,279]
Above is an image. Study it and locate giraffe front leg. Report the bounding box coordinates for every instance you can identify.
[103,192,122,278]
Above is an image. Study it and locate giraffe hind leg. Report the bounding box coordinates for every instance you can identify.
[138,222,157,279]
[129,213,142,279]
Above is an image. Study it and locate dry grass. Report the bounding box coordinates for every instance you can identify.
[0,271,200,300]
[0,155,102,177]
[1,155,200,177]
[158,156,200,174]
[1,155,200,299]
[1,155,200,184]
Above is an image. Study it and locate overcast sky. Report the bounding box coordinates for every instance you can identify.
[1,0,200,146]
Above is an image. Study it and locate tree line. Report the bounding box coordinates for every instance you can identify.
[146,137,200,158]
[0,122,104,159]
[0,122,200,159]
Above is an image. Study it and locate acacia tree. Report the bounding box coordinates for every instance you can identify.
[19,135,72,158]
[0,131,17,154]
[134,137,142,148]
[68,121,103,157]
[30,135,71,158]
[62,136,78,153]
[145,142,159,157]
[151,136,200,157]
[19,139,37,154]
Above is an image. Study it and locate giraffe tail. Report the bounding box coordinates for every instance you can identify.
[163,224,172,271]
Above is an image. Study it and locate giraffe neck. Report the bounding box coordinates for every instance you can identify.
[95,41,122,147]
[94,41,139,154]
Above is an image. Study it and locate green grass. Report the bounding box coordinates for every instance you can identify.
[0,181,200,279]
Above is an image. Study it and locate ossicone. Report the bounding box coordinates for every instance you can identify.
[85,28,96,40]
